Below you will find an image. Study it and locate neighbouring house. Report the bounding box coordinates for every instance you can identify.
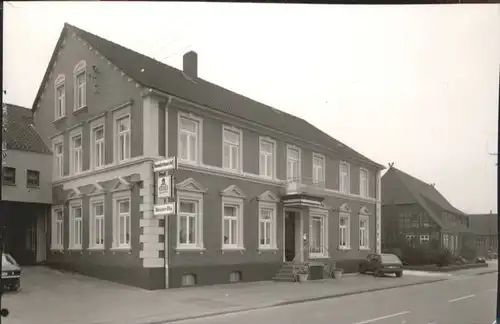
[468,212,498,257]
[1,103,53,265]
[32,23,384,290]
[381,165,473,255]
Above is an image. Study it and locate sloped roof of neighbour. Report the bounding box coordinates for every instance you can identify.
[2,103,52,155]
[468,213,499,236]
[32,23,384,170]
[382,166,471,232]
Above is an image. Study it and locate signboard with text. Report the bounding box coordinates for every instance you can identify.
[157,175,172,199]
[154,157,177,172]
[154,203,176,216]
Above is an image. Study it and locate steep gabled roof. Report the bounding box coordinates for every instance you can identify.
[2,103,51,155]
[382,166,469,232]
[32,23,383,170]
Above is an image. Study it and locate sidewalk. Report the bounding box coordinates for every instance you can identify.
[3,265,496,324]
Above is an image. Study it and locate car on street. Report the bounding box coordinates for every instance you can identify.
[2,253,21,292]
[475,257,487,264]
[358,253,404,277]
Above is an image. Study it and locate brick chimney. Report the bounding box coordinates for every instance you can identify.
[183,51,198,79]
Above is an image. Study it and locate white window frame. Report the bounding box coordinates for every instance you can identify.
[258,201,277,250]
[222,125,243,172]
[309,210,329,258]
[259,137,276,179]
[89,196,105,249]
[420,234,430,244]
[53,139,64,179]
[69,201,83,250]
[359,215,370,250]
[178,112,203,164]
[51,206,64,250]
[70,132,83,175]
[91,124,105,169]
[312,153,326,186]
[359,168,369,197]
[115,114,131,163]
[73,60,87,111]
[222,196,244,250]
[54,74,66,120]
[339,161,350,194]
[176,191,204,250]
[286,145,301,181]
[112,191,131,249]
[339,212,351,249]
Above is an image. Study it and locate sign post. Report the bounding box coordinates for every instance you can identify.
[153,157,178,289]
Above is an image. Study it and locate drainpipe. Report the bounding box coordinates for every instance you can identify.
[375,169,382,253]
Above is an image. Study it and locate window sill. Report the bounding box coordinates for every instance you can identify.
[111,247,132,253]
[53,116,67,124]
[338,247,351,251]
[2,182,16,187]
[359,247,371,251]
[221,247,245,253]
[87,247,105,251]
[73,106,88,115]
[175,247,206,253]
[50,248,64,252]
[309,254,330,259]
[27,185,40,189]
[258,247,278,251]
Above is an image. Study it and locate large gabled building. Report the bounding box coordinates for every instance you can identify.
[31,23,384,289]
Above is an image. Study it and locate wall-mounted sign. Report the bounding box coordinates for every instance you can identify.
[154,157,177,172]
[157,175,172,199]
[154,202,175,216]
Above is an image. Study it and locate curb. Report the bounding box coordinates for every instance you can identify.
[134,277,448,324]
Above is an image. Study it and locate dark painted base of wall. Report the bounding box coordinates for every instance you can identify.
[169,262,282,289]
[46,261,164,290]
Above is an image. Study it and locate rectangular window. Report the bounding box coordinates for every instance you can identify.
[55,83,65,119]
[359,216,369,249]
[312,154,325,185]
[71,134,83,174]
[92,125,105,169]
[310,214,327,256]
[2,167,15,185]
[259,139,275,179]
[179,116,199,163]
[419,234,430,244]
[223,128,241,171]
[359,168,369,197]
[259,205,276,248]
[287,146,301,181]
[75,71,86,110]
[70,204,83,249]
[178,200,198,246]
[339,162,350,193]
[116,115,131,162]
[54,142,64,178]
[90,200,105,249]
[339,213,350,249]
[115,198,131,248]
[222,202,242,248]
[26,170,40,187]
[51,208,64,249]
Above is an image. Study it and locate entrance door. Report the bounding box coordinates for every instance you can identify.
[284,211,296,262]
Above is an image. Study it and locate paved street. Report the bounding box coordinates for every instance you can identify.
[173,272,497,324]
[1,264,497,324]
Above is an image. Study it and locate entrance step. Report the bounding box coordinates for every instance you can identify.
[273,262,305,282]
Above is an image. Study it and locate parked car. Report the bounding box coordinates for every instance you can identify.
[2,253,21,291]
[475,257,487,264]
[359,253,404,278]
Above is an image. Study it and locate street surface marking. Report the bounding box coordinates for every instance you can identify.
[353,311,411,324]
[447,294,475,303]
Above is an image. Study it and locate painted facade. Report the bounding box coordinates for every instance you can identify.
[32,23,384,289]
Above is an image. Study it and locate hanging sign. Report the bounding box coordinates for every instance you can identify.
[154,157,177,172]
[154,202,176,216]
[157,175,172,199]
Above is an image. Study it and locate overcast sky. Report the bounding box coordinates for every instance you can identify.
[3,2,499,214]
